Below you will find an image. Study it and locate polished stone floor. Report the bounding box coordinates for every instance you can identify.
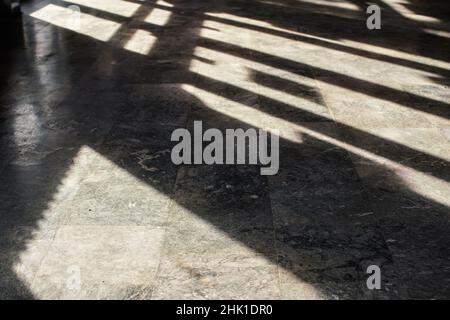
[0,0,449,299]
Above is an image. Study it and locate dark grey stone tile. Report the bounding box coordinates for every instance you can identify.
[276,224,392,281]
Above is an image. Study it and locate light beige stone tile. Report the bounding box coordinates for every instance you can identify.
[30,225,165,299]
[152,264,280,299]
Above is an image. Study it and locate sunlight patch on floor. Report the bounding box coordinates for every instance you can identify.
[182,83,450,209]
[190,46,331,119]
[199,17,450,126]
[124,29,157,55]
[144,7,172,26]
[155,0,173,8]
[30,4,121,41]
[202,12,450,95]
[12,145,298,298]
[61,0,140,17]
[380,0,441,24]
[12,145,171,298]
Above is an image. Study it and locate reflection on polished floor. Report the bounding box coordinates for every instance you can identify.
[0,0,449,299]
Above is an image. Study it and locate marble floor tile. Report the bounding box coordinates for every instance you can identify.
[30,225,165,299]
[152,264,280,299]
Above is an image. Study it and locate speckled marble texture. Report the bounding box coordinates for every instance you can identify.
[0,0,449,299]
